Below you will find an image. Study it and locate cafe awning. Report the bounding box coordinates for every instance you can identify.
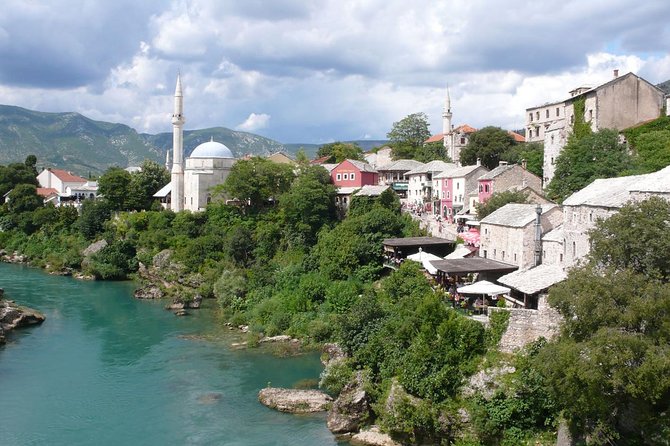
[457,280,510,296]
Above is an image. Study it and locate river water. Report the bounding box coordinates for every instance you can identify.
[0,263,342,446]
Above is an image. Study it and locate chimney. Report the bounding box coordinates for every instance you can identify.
[534,204,543,267]
[476,158,481,166]
[613,69,619,78]
[521,158,527,170]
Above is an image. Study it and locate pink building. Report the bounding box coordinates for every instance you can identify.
[331,159,378,188]
[435,164,489,222]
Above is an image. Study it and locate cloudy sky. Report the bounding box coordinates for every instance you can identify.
[1,0,669,144]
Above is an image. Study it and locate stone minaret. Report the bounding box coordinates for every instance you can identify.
[442,87,454,162]
[170,74,185,212]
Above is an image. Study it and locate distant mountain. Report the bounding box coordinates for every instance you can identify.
[283,140,389,158]
[0,105,285,175]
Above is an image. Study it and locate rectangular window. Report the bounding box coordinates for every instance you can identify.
[514,253,517,262]
[560,253,563,262]
[456,182,460,189]
[493,249,497,257]
[484,228,488,235]
[536,111,540,120]
[479,185,483,192]
[351,173,355,181]
[460,137,466,144]
[343,173,348,180]
[336,173,341,181]
[485,184,490,193]
[502,250,505,259]
[556,107,560,117]
[483,250,487,258]
[529,113,533,122]
[546,109,549,118]
[446,192,450,199]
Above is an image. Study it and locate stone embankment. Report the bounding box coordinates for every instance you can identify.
[258,387,332,413]
[0,288,46,344]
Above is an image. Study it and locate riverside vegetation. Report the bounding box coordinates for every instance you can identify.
[1,151,669,445]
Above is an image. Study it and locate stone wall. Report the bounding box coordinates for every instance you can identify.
[491,296,563,353]
[562,204,616,267]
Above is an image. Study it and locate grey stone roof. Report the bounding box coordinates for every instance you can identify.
[542,225,564,242]
[354,185,390,196]
[498,264,567,295]
[563,175,643,208]
[321,163,338,172]
[480,203,557,227]
[346,159,378,173]
[405,160,456,176]
[434,164,488,179]
[379,159,425,172]
[478,163,516,180]
[628,165,670,194]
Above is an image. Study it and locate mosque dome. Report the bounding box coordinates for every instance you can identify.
[189,139,234,159]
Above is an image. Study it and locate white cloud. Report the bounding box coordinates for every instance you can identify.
[236,113,271,132]
[0,0,668,143]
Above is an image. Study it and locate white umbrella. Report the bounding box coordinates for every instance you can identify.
[457,280,510,296]
[406,249,442,263]
[445,245,473,259]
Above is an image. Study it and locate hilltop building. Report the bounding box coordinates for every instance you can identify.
[525,71,667,186]
[425,89,476,166]
[157,75,236,212]
[35,168,98,206]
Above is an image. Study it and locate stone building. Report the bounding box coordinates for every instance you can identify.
[405,160,456,209]
[476,162,543,205]
[158,75,236,212]
[561,165,670,267]
[376,159,424,197]
[525,71,667,186]
[479,203,563,270]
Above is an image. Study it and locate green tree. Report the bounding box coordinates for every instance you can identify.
[215,157,295,213]
[546,129,633,203]
[280,170,337,246]
[387,113,431,159]
[629,130,670,174]
[98,167,132,211]
[126,160,170,210]
[502,141,544,178]
[475,190,529,220]
[317,142,364,163]
[24,155,38,176]
[5,184,42,214]
[414,141,452,163]
[78,199,112,240]
[0,162,39,197]
[460,126,517,169]
[588,196,670,281]
[539,267,670,444]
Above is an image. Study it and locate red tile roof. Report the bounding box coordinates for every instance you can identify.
[508,131,526,143]
[36,187,59,197]
[48,168,87,183]
[454,124,477,134]
[311,155,332,164]
[425,133,445,143]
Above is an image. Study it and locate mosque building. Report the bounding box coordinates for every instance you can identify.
[155,75,236,212]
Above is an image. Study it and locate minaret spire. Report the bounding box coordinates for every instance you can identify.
[170,73,185,212]
[442,86,454,162]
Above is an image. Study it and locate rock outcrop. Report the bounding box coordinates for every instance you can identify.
[0,291,46,344]
[350,426,401,446]
[327,371,370,434]
[258,387,332,413]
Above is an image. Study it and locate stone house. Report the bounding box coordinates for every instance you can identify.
[434,164,489,221]
[525,71,667,186]
[479,203,563,270]
[376,159,424,197]
[405,160,456,209]
[364,146,393,169]
[476,162,543,205]
[561,165,670,267]
[540,225,564,266]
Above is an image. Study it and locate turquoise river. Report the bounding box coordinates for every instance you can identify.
[0,263,344,446]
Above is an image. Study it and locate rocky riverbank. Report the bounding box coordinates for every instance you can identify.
[0,288,46,344]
